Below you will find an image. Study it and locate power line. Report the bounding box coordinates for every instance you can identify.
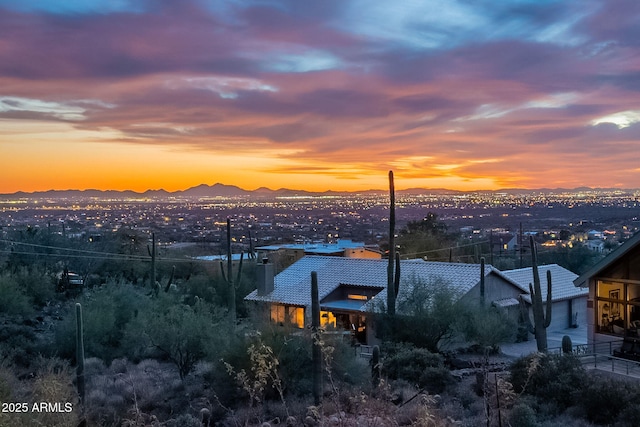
[399,239,490,259]
[0,238,214,264]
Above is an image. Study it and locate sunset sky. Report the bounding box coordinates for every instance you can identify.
[1,0,640,193]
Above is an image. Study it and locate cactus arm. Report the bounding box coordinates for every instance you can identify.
[164,265,175,293]
[235,251,244,286]
[524,289,535,334]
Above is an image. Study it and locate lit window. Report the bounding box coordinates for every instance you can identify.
[270,305,304,328]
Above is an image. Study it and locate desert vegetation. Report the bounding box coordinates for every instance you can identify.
[0,223,636,426]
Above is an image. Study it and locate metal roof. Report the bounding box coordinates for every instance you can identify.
[256,239,376,254]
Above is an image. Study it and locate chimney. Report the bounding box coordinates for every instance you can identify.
[256,258,274,296]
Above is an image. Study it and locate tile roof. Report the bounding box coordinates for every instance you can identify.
[501,264,587,303]
[245,255,510,312]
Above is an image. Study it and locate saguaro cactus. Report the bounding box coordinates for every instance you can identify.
[163,265,176,293]
[371,345,381,387]
[526,235,552,352]
[147,233,157,291]
[480,257,486,307]
[394,252,401,299]
[75,303,85,405]
[562,335,572,354]
[220,218,243,323]
[387,170,396,315]
[311,271,322,405]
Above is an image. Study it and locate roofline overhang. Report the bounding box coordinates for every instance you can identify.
[573,230,640,288]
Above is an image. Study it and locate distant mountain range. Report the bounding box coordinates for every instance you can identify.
[0,183,637,200]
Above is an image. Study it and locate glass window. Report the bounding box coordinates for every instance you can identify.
[320,311,336,328]
[270,305,304,328]
[597,280,623,300]
[596,280,626,335]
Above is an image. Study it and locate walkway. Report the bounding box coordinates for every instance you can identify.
[500,324,588,358]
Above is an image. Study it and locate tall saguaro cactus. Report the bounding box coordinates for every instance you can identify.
[480,257,486,307]
[311,271,322,406]
[75,303,85,405]
[148,233,157,291]
[387,171,397,315]
[220,218,243,323]
[526,235,552,352]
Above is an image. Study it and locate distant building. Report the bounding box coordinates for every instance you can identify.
[194,253,255,277]
[586,239,605,252]
[256,239,381,267]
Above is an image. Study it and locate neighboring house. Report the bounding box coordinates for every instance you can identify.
[245,255,526,345]
[586,239,605,253]
[574,231,640,345]
[504,233,534,254]
[502,264,588,330]
[256,239,381,265]
[194,253,255,277]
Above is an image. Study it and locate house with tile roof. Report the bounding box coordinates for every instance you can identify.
[256,239,381,270]
[574,231,640,345]
[245,255,528,345]
[501,264,588,330]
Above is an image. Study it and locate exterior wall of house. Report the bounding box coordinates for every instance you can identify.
[344,248,382,259]
[540,297,587,331]
[461,275,524,304]
[573,296,588,328]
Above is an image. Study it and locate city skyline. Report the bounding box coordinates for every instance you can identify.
[2,1,640,193]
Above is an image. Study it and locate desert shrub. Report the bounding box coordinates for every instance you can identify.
[377,276,462,352]
[616,402,640,427]
[2,356,81,427]
[382,342,454,392]
[510,353,586,413]
[13,267,57,307]
[0,273,33,317]
[84,358,186,426]
[508,402,538,427]
[322,333,369,388]
[261,329,313,396]
[124,294,228,379]
[182,273,217,305]
[53,281,150,361]
[455,304,516,351]
[165,413,201,427]
[577,377,640,425]
[0,323,39,367]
